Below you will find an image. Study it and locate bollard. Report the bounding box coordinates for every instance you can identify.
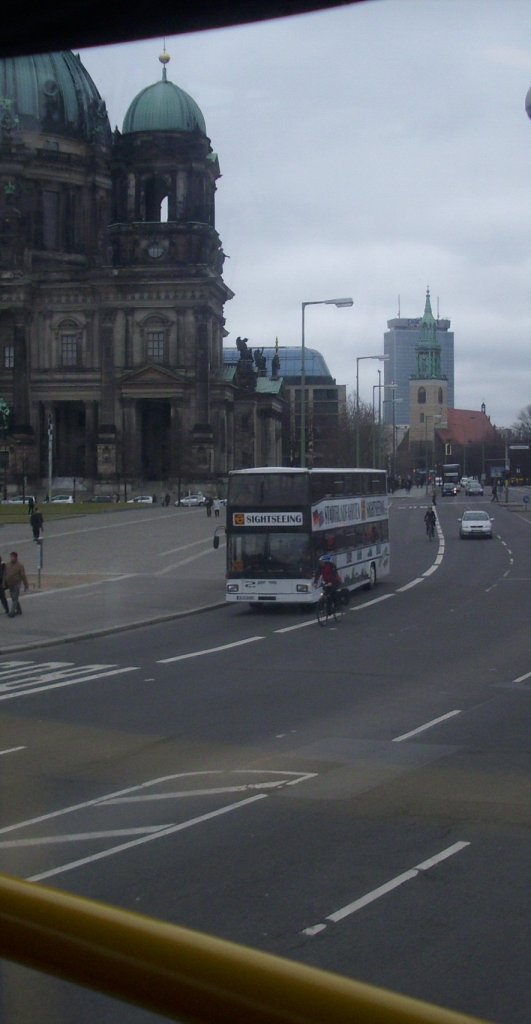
[36,537,43,590]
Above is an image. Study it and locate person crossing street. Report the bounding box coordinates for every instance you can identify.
[5,551,29,617]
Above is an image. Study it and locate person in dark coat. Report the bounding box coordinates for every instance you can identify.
[30,506,44,542]
[0,555,9,614]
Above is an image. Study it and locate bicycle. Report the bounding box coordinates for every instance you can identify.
[316,584,343,626]
[426,519,435,541]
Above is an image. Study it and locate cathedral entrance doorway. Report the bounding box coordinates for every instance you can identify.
[55,402,86,476]
[140,399,171,480]
[41,402,87,478]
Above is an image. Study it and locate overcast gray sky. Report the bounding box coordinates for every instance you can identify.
[81,0,531,429]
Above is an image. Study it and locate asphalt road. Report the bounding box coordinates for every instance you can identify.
[0,494,529,1024]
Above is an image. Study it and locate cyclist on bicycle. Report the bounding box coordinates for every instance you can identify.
[314,555,341,604]
[424,506,436,538]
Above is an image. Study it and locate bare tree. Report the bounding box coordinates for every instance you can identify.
[512,404,531,441]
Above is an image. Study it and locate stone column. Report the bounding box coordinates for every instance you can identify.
[121,400,141,478]
[100,310,117,424]
[12,314,31,427]
[84,400,98,478]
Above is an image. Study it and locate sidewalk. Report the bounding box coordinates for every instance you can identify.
[0,508,227,654]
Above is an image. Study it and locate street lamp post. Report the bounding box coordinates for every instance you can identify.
[47,414,54,502]
[382,388,402,481]
[373,382,397,470]
[301,297,353,467]
[424,414,442,493]
[356,354,388,466]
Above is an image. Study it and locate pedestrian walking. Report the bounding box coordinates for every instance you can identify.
[0,555,10,615]
[27,496,35,514]
[491,481,499,502]
[205,496,213,517]
[30,504,43,542]
[5,551,29,617]
[213,497,221,517]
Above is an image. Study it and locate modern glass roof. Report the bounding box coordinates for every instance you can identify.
[223,346,332,379]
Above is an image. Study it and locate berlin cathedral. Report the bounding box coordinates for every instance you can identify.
[0,49,283,492]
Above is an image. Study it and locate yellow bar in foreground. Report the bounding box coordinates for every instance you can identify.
[0,873,490,1024]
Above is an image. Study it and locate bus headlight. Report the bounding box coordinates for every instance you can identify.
[227,584,239,593]
[296,584,310,593]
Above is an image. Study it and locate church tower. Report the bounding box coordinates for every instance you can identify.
[408,289,448,469]
[107,50,234,480]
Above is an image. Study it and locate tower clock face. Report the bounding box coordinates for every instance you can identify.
[147,242,164,259]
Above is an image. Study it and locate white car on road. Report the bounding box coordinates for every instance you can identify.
[459,510,494,539]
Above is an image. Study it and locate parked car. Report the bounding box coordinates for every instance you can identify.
[87,494,114,503]
[465,480,484,496]
[126,495,154,504]
[176,493,207,506]
[459,510,493,539]
[441,482,458,496]
[2,495,36,505]
[51,494,74,504]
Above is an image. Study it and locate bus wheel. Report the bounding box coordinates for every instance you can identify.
[365,563,377,591]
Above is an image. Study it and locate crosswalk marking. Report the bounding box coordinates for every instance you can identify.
[0,660,139,701]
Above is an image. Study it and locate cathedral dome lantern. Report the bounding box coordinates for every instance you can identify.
[122,54,206,136]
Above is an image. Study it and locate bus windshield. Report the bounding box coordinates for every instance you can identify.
[228,532,312,578]
[228,473,309,506]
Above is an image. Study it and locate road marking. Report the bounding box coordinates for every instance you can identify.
[353,593,395,610]
[159,538,217,557]
[157,546,224,575]
[0,746,26,757]
[0,827,171,848]
[392,709,462,742]
[301,841,470,936]
[0,662,138,701]
[157,636,264,663]
[395,578,424,592]
[26,794,268,883]
[101,780,288,804]
[275,618,317,633]
[514,670,531,683]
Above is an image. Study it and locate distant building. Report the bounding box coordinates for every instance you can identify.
[384,294,454,425]
[224,345,346,466]
[395,291,503,481]
[436,407,502,481]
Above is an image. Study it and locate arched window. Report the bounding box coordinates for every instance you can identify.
[144,177,170,222]
[418,387,426,404]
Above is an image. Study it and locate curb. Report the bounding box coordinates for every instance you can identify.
[0,599,227,655]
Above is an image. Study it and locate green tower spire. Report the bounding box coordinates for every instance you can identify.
[415,287,442,378]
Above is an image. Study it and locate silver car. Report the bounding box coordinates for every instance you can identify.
[465,480,484,496]
[459,510,493,539]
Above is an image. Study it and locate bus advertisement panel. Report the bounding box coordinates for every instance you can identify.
[225,467,390,606]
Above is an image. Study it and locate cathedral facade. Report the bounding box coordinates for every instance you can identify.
[0,50,282,492]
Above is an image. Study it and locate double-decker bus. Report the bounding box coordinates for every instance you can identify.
[224,467,389,606]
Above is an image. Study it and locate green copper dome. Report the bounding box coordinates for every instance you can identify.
[0,51,111,144]
[122,59,206,136]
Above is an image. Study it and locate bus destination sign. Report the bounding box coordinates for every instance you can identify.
[233,511,304,527]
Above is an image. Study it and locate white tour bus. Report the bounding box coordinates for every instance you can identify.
[224,467,389,606]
